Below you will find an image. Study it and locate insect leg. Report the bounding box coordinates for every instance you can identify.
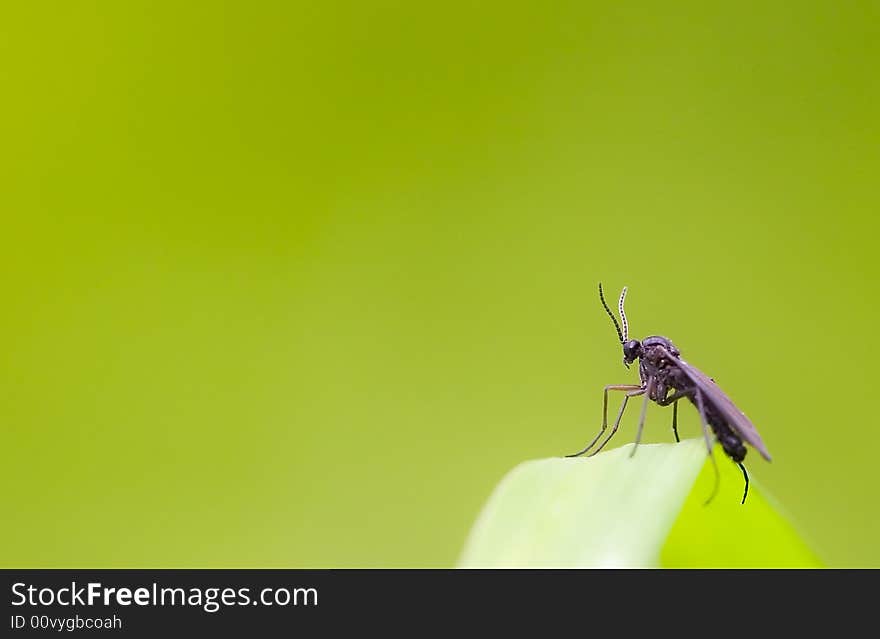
[587,388,646,457]
[694,390,720,505]
[657,387,697,443]
[629,377,655,458]
[656,387,695,406]
[737,462,749,505]
[672,400,679,443]
[565,384,643,457]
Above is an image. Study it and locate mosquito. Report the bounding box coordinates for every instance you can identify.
[566,283,772,504]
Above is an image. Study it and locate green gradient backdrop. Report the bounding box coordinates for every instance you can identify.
[2,2,877,567]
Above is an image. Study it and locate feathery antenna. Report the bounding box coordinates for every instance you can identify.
[598,283,624,344]
[618,286,629,342]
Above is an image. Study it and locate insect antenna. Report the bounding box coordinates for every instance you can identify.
[598,283,624,344]
[618,286,629,342]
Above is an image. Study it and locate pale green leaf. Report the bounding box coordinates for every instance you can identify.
[458,439,820,568]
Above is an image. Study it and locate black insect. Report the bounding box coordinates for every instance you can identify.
[567,283,771,504]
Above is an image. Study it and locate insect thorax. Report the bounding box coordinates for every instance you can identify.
[641,335,680,355]
[638,336,684,400]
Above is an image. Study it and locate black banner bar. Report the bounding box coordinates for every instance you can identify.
[0,569,867,636]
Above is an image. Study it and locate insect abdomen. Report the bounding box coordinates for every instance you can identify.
[713,422,747,462]
[689,398,747,463]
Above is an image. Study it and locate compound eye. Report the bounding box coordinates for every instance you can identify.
[623,339,641,360]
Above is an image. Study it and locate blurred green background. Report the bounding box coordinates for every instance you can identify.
[1,1,877,567]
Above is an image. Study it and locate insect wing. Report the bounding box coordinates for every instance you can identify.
[663,348,772,461]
